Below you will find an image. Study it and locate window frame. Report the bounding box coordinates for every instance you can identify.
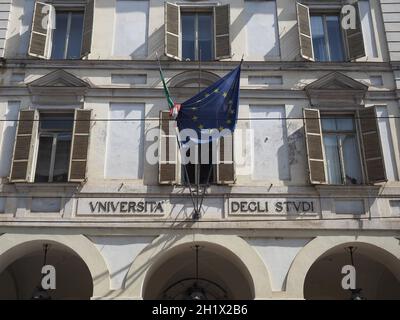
[320,111,365,185]
[181,142,217,186]
[181,9,215,62]
[310,11,346,62]
[51,8,85,60]
[33,110,74,183]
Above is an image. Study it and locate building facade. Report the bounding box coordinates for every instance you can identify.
[0,0,400,300]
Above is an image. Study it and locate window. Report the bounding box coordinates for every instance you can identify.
[35,112,74,182]
[183,142,215,185]
[296,2,366,62]
[165,3,231,61]
[9,109,92,183]
[311,14,345,62]
[28,1,94,60]
[158,111,234,185]
[303,107,387,185]
[51,11,84,59]
[321,115,362,184]
[182,12,213,61]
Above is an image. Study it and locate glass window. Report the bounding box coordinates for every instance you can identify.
[183,143,215,185]
[311,14,345,62]
[182,12,213,61]
[321,115,362,185]
[51,11,84,59]
[35,113,74,183]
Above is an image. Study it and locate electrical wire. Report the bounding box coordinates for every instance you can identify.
[0,116,399,122]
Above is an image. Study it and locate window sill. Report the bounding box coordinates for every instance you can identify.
[12,182,82,194]
[315,184,381,196]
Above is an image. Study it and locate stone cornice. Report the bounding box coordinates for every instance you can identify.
[1,59,394,72]
[0,86,397,100]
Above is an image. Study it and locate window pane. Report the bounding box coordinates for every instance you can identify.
[321,118,337,131]
[51,12,69,59]
[40,113,74,131]
[336,117,355,131]
[342,135,362,184]
[35,136,53,182]
[53,134,72,182]
[66,12,84,59]
[311,15,327,61]
[198,14,213,61]
[326,16,345,61]
[323,135,342,184]
[182,13,195,61]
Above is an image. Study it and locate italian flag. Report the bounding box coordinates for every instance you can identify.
[159,64,180,118]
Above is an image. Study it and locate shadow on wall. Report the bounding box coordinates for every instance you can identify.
[276,0,301,61]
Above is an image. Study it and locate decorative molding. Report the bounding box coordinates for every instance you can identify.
[305,72,368,107]
[27,69,91,104]
[168,70,220,88]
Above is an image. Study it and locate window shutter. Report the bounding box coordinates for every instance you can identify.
[217,134,234,184]
[81,0,94,57]
[165,2,181,60]
[296,2,314,61]
[303,108,326,184]
[9,110,39,182]
[214,4,231,60]
[68,109,91,182]
[28,2,55,59]
[343,1,366,60]
[358,106,387,183]
[159,111,178,184]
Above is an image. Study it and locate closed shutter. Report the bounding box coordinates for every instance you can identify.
[296,2,314,61]
[216,133,234,184]
[159,111,178,184]
[303,108,326,184]
[81,0,94,57]
[343,1,366,60]
[358,106,386,183]
[165,2,181,60]
[68,109,91,182]
[214,4,231,60]
[9,110,39,182]
[28,2,55,59]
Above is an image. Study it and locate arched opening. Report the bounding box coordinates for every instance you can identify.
[143,242,254,300]
[0,240,93,300]
[304,242,400,300]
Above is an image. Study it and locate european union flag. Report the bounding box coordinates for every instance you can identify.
[177,64,241,144]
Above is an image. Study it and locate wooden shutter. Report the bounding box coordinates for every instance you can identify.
[358,106,386,183]
[165,2,181,60]
[68,109,91,182]
[28,2,54,59]
[303,109,326,184]
[214,4,231,60]
[216,133,234,184]
[296,2,314,61]
[343,1,366,60]
[81,0,94,57]
[159,111,178,184]
[9,110,39,182]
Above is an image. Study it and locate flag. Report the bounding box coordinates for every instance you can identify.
[177,64,241,144]
[158,64,174,110]
[157,56,181,117]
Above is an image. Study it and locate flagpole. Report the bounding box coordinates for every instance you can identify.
[195,49,202,219]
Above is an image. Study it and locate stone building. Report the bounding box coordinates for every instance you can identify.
[0,0,399,299]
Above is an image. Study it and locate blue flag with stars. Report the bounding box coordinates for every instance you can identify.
[177,64,241,144]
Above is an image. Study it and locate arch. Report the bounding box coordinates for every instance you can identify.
[286,236,400,299]
[123,234,272,299]
[0,233,110,298]
[168,70,220,88]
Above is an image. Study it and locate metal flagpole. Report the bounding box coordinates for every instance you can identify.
[194,49,202,219]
